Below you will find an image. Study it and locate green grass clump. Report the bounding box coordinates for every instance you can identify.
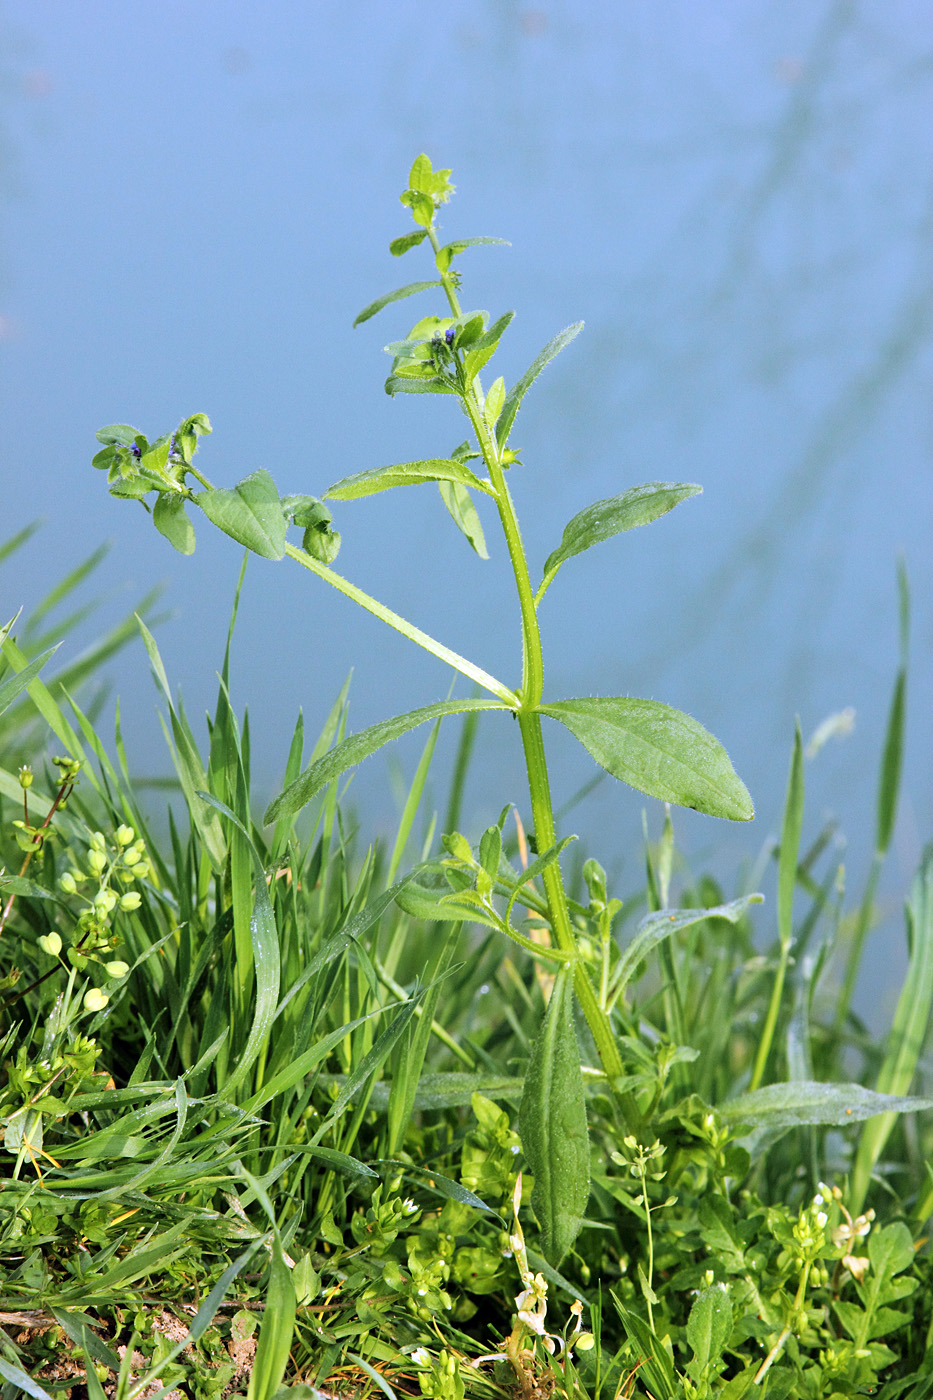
[2,157,933,1398]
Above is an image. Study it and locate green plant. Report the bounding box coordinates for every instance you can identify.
[88,152,760,1271]
[2,157,931,1397]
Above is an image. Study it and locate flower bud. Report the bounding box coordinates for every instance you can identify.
[84,988,109,1012]
[115,824,135,846]
[119,892,142,912]
[88,849,107,875]
[39,932,62,956]
[105,960,130,979]
[59,871,77,895]
[18,765,33,790]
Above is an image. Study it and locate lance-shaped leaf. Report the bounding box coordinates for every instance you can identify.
[195,470,286,560]
[538,482,702,600]
[439,479,489,558]
[610,895,763,1001]
[540,697,754,821]
[264,698,509,823]
[719,1081,933,1155]
[519,966,590,1266]
[462,310,515,385]
[496,321,583,449]
[353,280,442,327]
[326,457,491,501]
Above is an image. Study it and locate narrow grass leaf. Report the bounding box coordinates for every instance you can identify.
[611,1300,678,1400]
[195,792,281,1096]
[247,1235,297,1400]
[195,469,286,560]
[50,1310,120,1379]
[538,483,701,599]
[496,321,584,448]
[850,846,933,1212]
[876,669,906,858]
[311,997,419,1138]
[0,644,59,716]
[520,965,590,1265]
[353,280,442,326]
[125,1241,264,1400]
[0,1357,54,1399]
[264,699,509,823]
[540,697,754,821]
[326,458,489,500]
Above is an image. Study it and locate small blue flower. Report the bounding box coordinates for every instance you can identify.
[444,327,456,346]
[129,443,142,460]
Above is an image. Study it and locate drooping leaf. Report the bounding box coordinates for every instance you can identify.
[0,644,59,718]
[495,321,584,448]
[264,698,509,823]
[519,966,590,1265]
[610,895,763,1000]
[538,482,702,598]
[389,229,429,256]
[353,280,442,327]
[195,470,286,560]
[153,493,196,554]
[326,458,489,501]
[539,697,754,821]
[719,1080,933,1153]
[438,479,489,558]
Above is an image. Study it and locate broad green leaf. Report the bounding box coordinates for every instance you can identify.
[539,697,754,821]
[326,457,489,501]
[195,469,285,560]
[538,482,701,599]
[686,1285,733,1381]
[439,479,489,558]
[496,321,584,448]
[264,698,509,823]
[610,895,762,1000]
[95,422,140,447]
[389,229,429,256]
[353,280,442,327]
[0,644,58,717]
[519,966,590,1265]
[153,492,196,554]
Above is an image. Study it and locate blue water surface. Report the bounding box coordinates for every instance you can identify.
[2,1,932,1028]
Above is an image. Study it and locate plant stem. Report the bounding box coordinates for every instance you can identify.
[283,543,517,706]
[426,228,626,1086]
